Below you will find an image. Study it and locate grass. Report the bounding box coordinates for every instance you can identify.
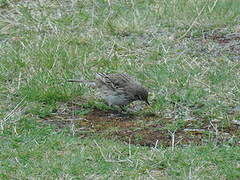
[1,0,240,179]
[1,119,240,179]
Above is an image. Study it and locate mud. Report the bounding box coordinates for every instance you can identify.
[39,100,239,147]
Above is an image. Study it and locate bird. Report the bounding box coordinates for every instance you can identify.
[67,73,149,109]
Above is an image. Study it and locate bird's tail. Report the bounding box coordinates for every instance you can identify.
[67,79,96,87]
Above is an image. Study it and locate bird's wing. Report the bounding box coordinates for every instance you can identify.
[96,73,136,90]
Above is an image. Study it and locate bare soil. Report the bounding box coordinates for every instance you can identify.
[39,100,240,147]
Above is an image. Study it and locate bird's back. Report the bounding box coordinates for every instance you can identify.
[96,73,140,90]
[95,73,149,106]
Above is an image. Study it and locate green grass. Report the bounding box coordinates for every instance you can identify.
[1,118,240,179]
[1,0,240,179]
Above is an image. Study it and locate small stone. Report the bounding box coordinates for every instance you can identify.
[231,106,240,114]
[232,120,240,126]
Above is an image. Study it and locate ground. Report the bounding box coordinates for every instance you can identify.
[1,0,240,179]
[40,98,240,147]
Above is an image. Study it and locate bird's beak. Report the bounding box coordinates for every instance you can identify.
[145,100,150,105]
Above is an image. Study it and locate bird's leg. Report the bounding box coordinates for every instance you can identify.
[109,105,124,117]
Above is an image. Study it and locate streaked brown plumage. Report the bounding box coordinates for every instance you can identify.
[68,73,149,108]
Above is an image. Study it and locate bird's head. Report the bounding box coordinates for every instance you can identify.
[135,88,150,105]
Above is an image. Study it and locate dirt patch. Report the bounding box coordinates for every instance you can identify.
[181,31,240,60]
[38,101,240,147]
[204,32,240,44]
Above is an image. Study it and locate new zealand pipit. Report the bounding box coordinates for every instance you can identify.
[68,73,149,109]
